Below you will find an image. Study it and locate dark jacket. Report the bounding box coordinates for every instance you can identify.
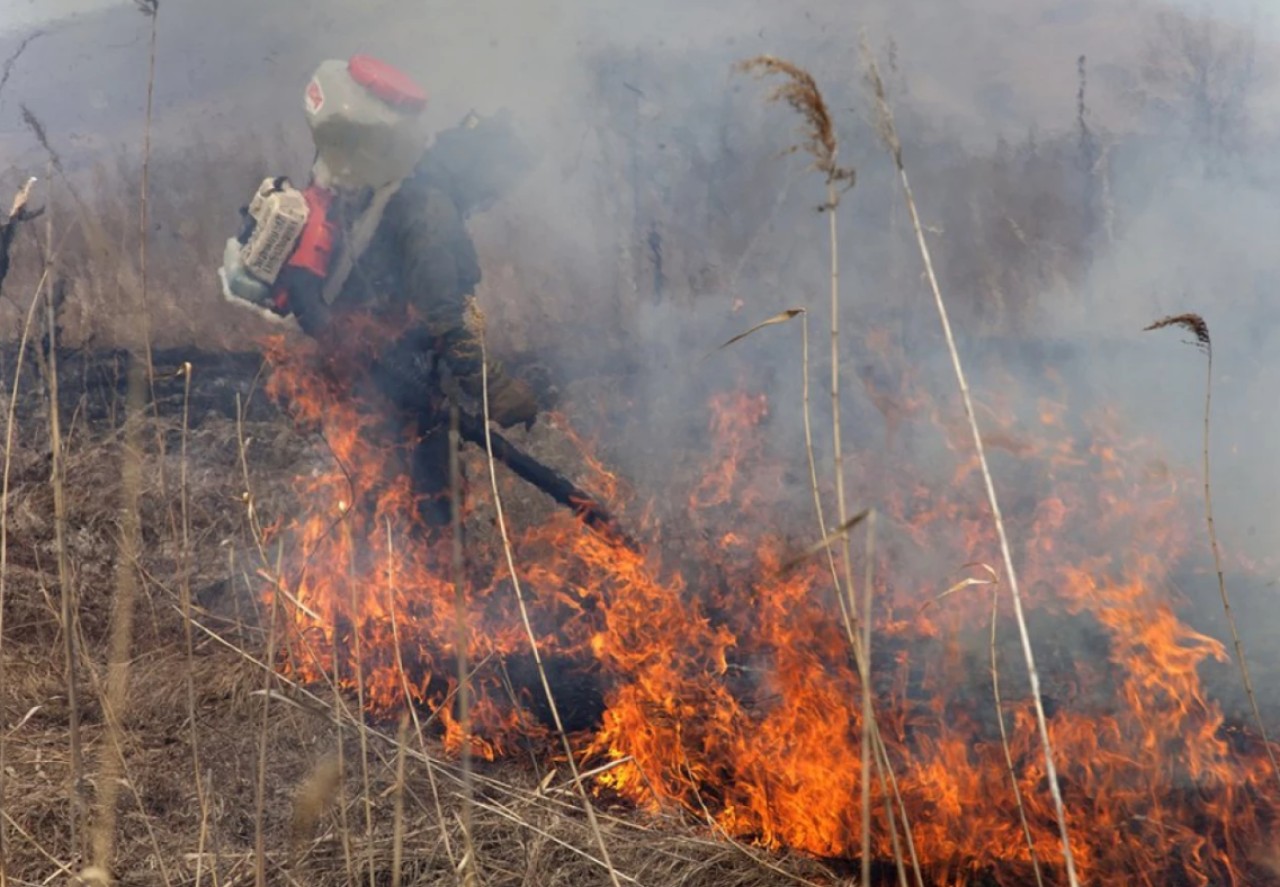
[289,111,533,418]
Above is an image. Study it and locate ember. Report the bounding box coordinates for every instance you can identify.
[258,323,1280,885]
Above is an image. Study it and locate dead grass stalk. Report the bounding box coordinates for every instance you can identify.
[1144,312,1280,788]
[40,195,87,865]
[386,523,456,872]
[254,544,283,887]
[340,516,378,887]
[989,590,1045,887]
[860,510,875,887]
[392,714,409,887]
[472,301,626,887]
[448,404,477,886]
[734,59,921,884]
[0,184,48,887]
[865,44,1081,887]
[176,362,219,887]
[0,176,40,887]
[136,0,159,394]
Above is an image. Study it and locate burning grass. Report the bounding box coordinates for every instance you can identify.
[6,167,1280,886]
[0,359,835,887]
[241,306,1280,885]
[7,317,1279,887]
[4,28,1280,887]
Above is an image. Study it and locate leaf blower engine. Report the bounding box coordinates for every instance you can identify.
[219,54,429,321]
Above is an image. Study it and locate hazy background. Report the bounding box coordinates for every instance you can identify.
[2,0,1280,645]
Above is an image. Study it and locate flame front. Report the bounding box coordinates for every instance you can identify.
[257,330,1279,885]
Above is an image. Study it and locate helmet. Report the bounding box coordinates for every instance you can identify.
[304,54,430,191]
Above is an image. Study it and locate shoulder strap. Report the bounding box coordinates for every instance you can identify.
[321,178,405,305]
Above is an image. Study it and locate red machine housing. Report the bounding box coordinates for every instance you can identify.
[272,185,338,313]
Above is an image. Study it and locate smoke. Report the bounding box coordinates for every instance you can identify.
[4,0,1280,673]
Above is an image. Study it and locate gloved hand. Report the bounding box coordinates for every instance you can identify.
[373,336,439,413]
[487,376,539,429]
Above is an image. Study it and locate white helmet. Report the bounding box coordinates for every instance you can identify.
[304,54,430,192]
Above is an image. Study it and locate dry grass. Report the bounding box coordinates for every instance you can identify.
[0,20,1269,885]
[735,57,922,887]
[0,354,833,886]
[0,177,48,887]
[734,57,854,191]
[474,303,625,887]
[988,588,1045,887]
[448,405,478,887]
[866,43,1082,887]
[1144,312,1280,790]
[0,128,309,355]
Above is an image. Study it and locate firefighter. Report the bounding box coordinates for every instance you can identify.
[221,55,539,528]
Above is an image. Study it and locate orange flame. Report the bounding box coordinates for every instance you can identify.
[257,329,1280,885]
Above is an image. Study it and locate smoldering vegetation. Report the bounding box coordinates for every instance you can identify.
[4,0,1280,883]
[3,0,1279,769]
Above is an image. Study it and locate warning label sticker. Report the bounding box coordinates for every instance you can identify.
[305,78,325,115]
